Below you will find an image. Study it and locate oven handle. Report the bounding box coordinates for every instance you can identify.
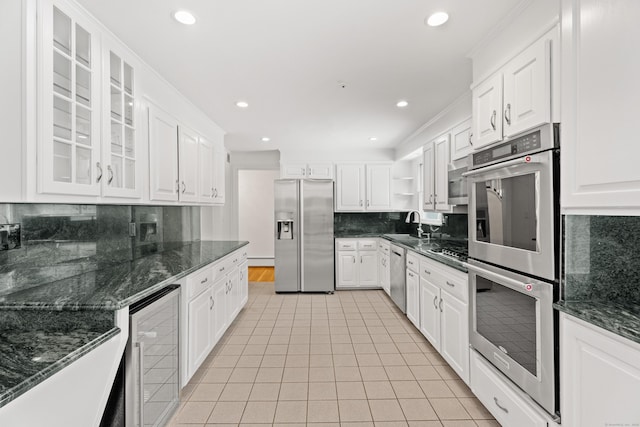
[463,262,546,297]
[462,155,542,177]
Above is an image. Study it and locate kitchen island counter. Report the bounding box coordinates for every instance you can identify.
[0,240,248,410]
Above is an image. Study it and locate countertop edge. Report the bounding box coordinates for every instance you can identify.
[0,327,121,409]
[554,301,640,346]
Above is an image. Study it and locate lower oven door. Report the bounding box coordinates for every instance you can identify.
[466,259,556,416]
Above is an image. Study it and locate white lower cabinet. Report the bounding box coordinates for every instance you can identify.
[378,240,390,296]
[405,252,420,328]
[470,350,547,427]
[181,247,248,385]
[417,255,469,383]
[335,239,379,289]
[561,313,640,427]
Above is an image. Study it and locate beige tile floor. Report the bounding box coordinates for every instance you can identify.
[168,282,499,427]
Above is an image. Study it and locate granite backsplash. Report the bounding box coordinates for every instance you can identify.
[564,215,640,306]
[0,204,201,297]
[335,212,468,240]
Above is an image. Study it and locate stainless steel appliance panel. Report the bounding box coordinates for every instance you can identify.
[447,160,468,205]
[467,259,556,415]
[390,244,406,313]
[275,179,300,292]
[466,149,556,280]
[301,180,335,292]
[126,286,180,427]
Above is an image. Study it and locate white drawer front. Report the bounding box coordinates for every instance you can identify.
[337,240,357,250]
[406,252,420,273]
[358,240,377,251]
[212,259,231,281]
[470,351,547,427]
[419,256,468,303]
[188,266,213,299]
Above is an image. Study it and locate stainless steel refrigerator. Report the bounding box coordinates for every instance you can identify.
[274,179,335,293]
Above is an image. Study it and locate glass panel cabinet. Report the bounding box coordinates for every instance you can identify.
[40,2,101,196]
[38,0,141,199]
[103,44,140,198]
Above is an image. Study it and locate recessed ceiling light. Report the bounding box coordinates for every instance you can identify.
[396,100,409,108]
[261,137,270,142]
[426,12,449,27]
[236,101,249,108]
[369,137,378,141]
[174,10,196,25]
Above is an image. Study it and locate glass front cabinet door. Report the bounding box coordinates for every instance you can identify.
[39,1,101,196]
[101,39,141,198]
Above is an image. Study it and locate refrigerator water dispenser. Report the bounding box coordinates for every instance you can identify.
[276,220,294,240]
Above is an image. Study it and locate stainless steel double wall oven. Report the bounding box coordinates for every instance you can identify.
[465,123,560,418]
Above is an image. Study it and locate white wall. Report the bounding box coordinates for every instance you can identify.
[238,170,279,265]
[280,147,394,163]
[469,0,560,83]
[395,92,472,161]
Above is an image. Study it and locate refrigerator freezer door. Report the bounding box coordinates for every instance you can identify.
[275,180,300,292]
[301,180,335,292]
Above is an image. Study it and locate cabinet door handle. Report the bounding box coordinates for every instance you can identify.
[490,110,496,130]
[433,295,438,309]
[96,162,103,183]
[210,295,214,309]
[307,167,311,176]
[219,266,225,272]
[181,181,186,193]
[360,256,363,264]
[367,200,370,207]
[175,179,180,193]
[107,165,114,185]
[408,272,414,278]
[428,194,433,204]
[201,277,208,284]
[469,132,473,146]
[214,188,218,198]
[504,103,511,126]
[211,187,214,198]
[494,397,509,414]
[359,200,363,207]
[423,269,431,275]
[439,298,443,312]
[446,281,455,288]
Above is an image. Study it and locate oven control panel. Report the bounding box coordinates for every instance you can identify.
[473,130,541,167]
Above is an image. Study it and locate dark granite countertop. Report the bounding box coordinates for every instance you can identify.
[0,240,248,310]
[335,233,467,273]
[555,300,640,345]
[0,240,248,409]
[0,309,118,408]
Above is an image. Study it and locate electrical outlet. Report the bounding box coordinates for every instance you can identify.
[0,223,21,251]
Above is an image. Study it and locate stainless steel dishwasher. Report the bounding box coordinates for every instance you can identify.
[390,244,406,313]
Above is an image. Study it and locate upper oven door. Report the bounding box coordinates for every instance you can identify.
[466,149,556,280]
[466,259,555,415]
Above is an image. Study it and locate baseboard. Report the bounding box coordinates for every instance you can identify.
[249,258,274,267]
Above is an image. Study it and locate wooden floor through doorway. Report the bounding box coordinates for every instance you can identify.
[248,266,274,282]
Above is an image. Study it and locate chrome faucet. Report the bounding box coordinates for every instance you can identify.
[405,210,424,238]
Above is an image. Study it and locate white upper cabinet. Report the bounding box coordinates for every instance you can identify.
[336,164,391,212]
[366,164,392,211]
[433,134,450,212]
[561,0,640,213]
[281,163,333,179]
[472,35,551,150]
[422,143,435,211]
[336,164,365,211]
[503,37,551,138]
[198,137,215,202]
[472,73,503,149]
[178,125,200,203]
[38,1,102,196]
[450,119,473,161]
[212,142,226,204]
[149,105,179,202]
[423,134,450,212]
[101,40,142,199]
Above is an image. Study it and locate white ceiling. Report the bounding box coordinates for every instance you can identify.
[77,0,522,153]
